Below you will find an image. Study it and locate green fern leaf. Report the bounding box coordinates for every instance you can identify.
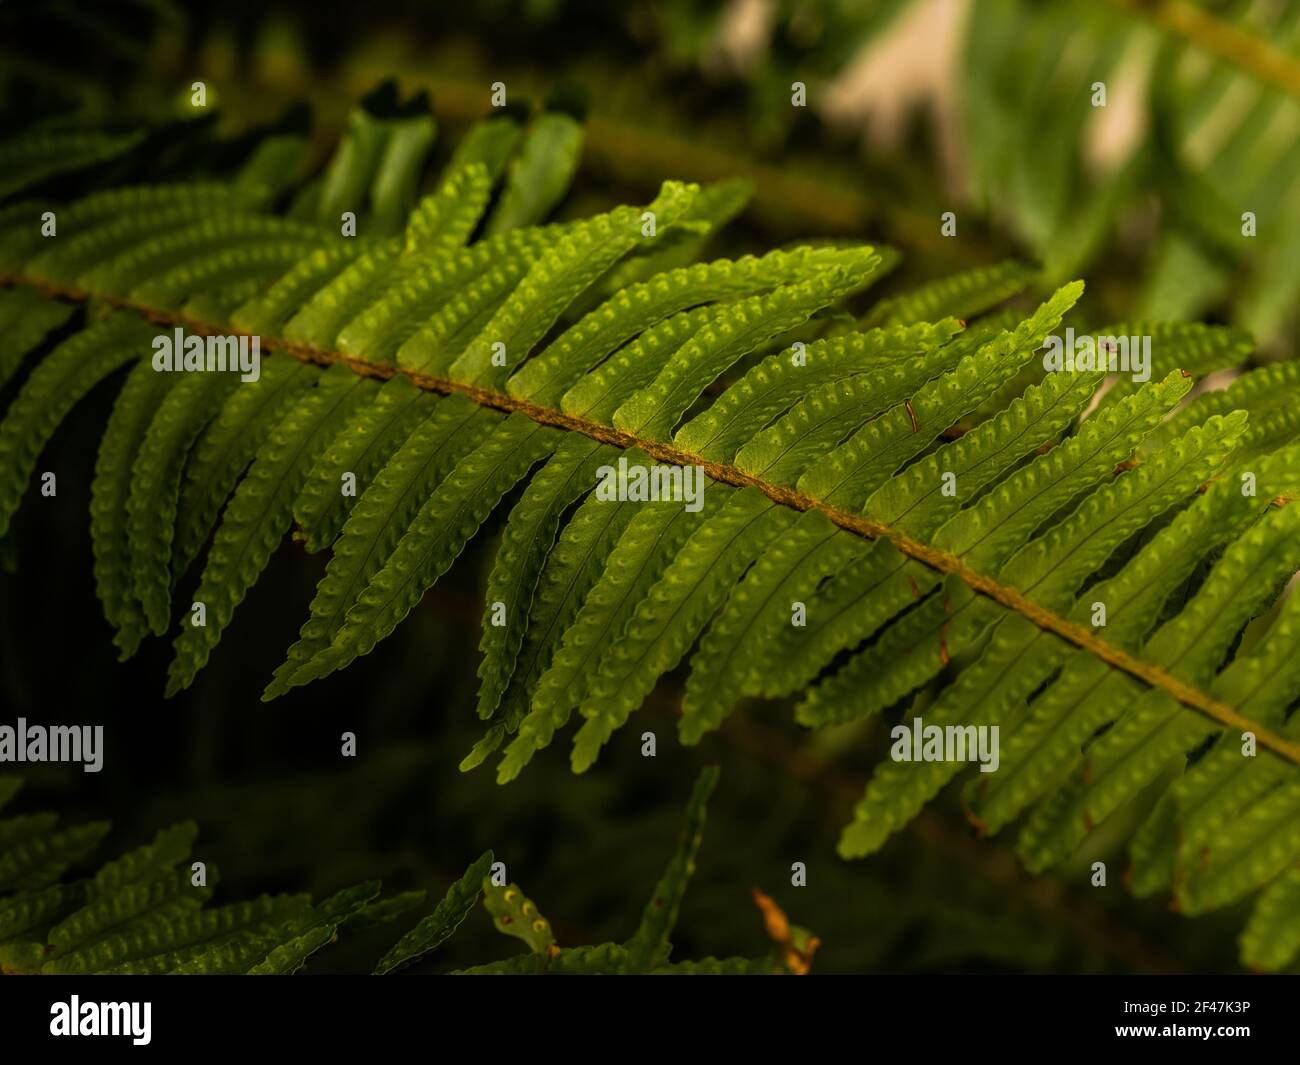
[0,285,74,389]
[172,358,318,579]
[482,878,556,955]
[265,396,497,699]
[127,368,240,634]
[293,375,431,551]
[1240,867,1300,973]
[373,851,493,975]
[622,765,717,969]
[475,436,612,722]
[304,414,558,685]
[91,357,176,657]
[485,109,584,235]
[4,96,1300,972]
[0,314,154,540]
[861,259,1037,327]
[166,368,375,694]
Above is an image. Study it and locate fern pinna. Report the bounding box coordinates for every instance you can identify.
[1,86,1298,972]
[1,768,807,975]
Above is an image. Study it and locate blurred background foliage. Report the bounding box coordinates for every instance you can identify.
[1,0,1296,972]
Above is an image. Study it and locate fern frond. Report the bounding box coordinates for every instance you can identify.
[964,0,1300,346]
[4,99,1299,971]
[622,764,718,969]
[373,851,494,975]
[0,777,415,976]
[0,768,799,977]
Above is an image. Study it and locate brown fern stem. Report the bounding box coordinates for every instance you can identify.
[1108,0,1300,100]
[5,272,1300,768]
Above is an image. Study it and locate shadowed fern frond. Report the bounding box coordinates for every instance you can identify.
[375,767,816,975]
[1,768,803,975]
[0,774,419,975]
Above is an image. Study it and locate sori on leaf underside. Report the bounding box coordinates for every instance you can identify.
[1,85,1299,971]
[0,767,808,975]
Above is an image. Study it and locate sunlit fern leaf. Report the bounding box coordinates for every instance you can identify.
[2,100,1300,970]
[486,462,643,777]
[967,446,1300,839]
[475,435,613,723]
[676,287,1083,741]
[310,81,437,237]
[1129,567,1300,903]
[305,413,560,684]
[1086,321,1253,413]
[264,395,498,699]
[166,367,376,695]
[860,258,1037,328]
[598,179,754,296]
[402,161,493,255]
[575,488,787,764]
[775,369,1105,705]
[549,496,703,767]
[171,357,318,580]
[292,374,432,552]
[485,107,584,235]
